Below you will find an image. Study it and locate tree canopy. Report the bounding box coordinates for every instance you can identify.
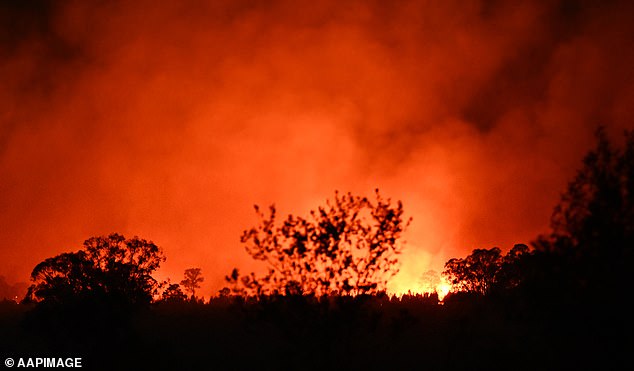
[538,128,633,253]
[444,128,634,296]
[24,233,165,306]
[160,283,187,303]
[180,268,204,299]
[226,190,411,296]
[533,128,634,290]
[442,244,530,295]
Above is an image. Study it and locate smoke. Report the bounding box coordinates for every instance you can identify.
[1,0,633,295]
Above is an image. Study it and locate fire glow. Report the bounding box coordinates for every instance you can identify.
[1,0,633,297]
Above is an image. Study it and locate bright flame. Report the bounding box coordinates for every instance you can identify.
[387,276,452,301]
[436,282,451,301]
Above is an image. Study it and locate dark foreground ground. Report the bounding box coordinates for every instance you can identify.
[0,292,631,371]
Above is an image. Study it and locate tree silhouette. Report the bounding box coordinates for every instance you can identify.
[533,128,634,290]
[443,247,502,295]
[442,244,535,295]
[443,129,634,297]
[227,190,411,296]
[496,243,531,290]
[24,233,165,306]
[180,268,204,300]
[537,128,633,250]
[160,283,187,303]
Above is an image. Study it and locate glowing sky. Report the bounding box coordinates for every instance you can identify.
[1,0,633,296]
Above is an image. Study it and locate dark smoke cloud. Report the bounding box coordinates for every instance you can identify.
[1,0,633,295]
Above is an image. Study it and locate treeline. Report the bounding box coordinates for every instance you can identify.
[1,287,627,370]
[20,128,634,305]
[1,127,632,369]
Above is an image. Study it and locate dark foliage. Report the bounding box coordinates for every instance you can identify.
[159,283,187,303]
[445,128,634,299]
[227,190,411,296]
[180,268,204,300]
[3,293,629,370]
[531,127,634,294]
[11,235,166,370]
[443,247,503,295]
[442,244,531,295]
[3,128,632,369]
[24,233,165,306]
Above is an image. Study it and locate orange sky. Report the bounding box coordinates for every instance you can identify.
[1,0,633,297]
